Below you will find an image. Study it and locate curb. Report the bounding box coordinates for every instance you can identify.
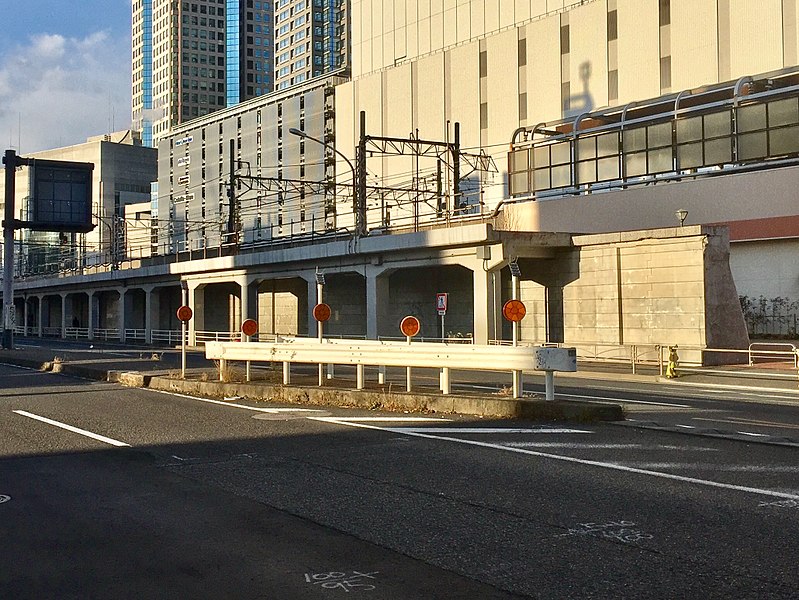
[143,375,624,422]
[0,355,623,423]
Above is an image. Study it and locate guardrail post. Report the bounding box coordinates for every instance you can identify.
[512,370,522,398]
[440,367,451,394]
[356,364,365,389]
[545,370,555,401]
[219,358,226,382]
[378,365,386,384]
[283,361,291,385]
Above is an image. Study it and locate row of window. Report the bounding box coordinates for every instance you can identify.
[510,95,799,194]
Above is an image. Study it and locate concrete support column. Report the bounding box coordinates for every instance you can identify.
[144,287,159,344]
[87,292,96,341]
[37,296,43,337]
[60,293,67,339]
[118,289,127,343]
[188,282,205,346]
[365,266,390,340]
[472,265,501,345]
[305,275,317,337]
[235,276,259,331]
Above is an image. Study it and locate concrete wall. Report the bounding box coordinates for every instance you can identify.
[257,278,308,336]
[560,227,749,359]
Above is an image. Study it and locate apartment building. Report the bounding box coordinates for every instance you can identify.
[132,0,275,146]
[274,0,350,90]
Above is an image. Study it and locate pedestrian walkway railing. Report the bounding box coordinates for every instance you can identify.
[205,337,577,399]
[64,327,90,339]
[195,330,243,343]
[124,329,147,342]
[151,330,182,345]
[92,328,121,341]
[748,342,798,366]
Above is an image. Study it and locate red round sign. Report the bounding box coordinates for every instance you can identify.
[176,305,193,322]
[241,318,258,337]
[400,315,421,337]
[313,303,331,322]
[502,299,527,323]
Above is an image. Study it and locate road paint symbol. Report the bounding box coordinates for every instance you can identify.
[0,495,10,504]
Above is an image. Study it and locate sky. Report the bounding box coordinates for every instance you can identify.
[0,1,132,154]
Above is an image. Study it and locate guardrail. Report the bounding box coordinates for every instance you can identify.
[205,338,576,399]
[92,329,121,341]
[748,342,798,366]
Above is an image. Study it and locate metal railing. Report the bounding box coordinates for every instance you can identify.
[748,342,799,366]
[151,330,182,345]
[205,338,576,398]
[194,330,243,344]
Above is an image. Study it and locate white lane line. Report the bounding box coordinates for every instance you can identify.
[623,463,799,473]
[389,427,592,434]
[320,417,451,422]
[467,386,691,408]
[149,389,324,413]
[0,363,40,372]
[675,424,696,429]
[737,431,770,438]
[501,443,720,450]
[561,393,691,408]
[13,410,130,447]
[310,417,799,501]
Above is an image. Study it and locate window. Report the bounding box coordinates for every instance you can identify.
[607,10,618,41]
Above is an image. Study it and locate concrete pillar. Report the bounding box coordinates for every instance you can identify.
[472,266,501,345]
[87,292,96,340]
[305,275,317,337]
[188,281,205,346]
[365,266,391,340]
[118,289,127,343]
[37,296,43,337]
[235,275,259,330]
[60,293,67,339]
[144,287,158,344]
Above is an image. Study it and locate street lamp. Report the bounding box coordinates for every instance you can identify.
[675,209,688,227]
[288,127,360,234]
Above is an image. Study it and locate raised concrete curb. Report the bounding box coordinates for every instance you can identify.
[0,353,623,422]
[144,375,624,422]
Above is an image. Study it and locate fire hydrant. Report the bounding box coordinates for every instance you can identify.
[665,346,679,378]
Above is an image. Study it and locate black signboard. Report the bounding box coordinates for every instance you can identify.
[29,159,94,232]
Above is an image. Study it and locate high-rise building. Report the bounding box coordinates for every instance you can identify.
[132,0,275,147]
[274,0,350,91]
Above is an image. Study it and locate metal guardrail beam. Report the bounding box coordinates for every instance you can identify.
[205,339,576,399]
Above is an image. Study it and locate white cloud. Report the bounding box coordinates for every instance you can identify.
[0,31,131,154]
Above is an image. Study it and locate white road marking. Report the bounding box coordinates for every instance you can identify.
[0,363,39,372]
[319,416,451,422]
[625,463,799,473]
[149,389,324,413]
[675,424,696,429]
[13,410,130,447]
[561,393,691,408]
[737,431,770,437]
[389,427,591,434]
[310,417,799,501]
[501,442,719,450]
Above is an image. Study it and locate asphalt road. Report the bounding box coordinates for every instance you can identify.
[1,362,798,598]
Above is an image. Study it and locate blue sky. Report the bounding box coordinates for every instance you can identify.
[0,1,132,153]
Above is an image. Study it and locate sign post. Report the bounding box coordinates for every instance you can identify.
[313,302,331,385]
[502,298,527,398]
[436,292,448,341]
[241,318,258,381]
[176,305,193,379]
[400,316,421,391]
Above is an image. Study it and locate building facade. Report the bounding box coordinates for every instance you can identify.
[132,0,276,146]
[274,0,350,90]
[0,131,157,277]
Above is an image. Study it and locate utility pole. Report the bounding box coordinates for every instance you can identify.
[227,138,238,250]
[2,150,18,349]
[356,111,367,237]
[452,122,461,212]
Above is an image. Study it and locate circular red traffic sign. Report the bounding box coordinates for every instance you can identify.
[313,303,331,322]
[241,318,258,337]
[176,305,193,322]
[502,299,526,322]
[400,315,421,337]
